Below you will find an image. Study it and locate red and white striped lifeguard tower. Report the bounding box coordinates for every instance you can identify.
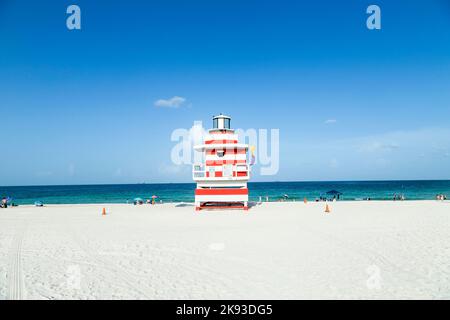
[193,114,250,211]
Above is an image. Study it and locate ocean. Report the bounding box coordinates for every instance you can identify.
[1,180,449,205]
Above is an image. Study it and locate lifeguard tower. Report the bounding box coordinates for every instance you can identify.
[192,114,250,211]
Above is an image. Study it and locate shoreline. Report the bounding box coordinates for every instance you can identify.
[3,180,449,206]
[3,199,449,208]
[2,178,450,188]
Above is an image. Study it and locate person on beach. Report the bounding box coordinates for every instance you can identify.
[1,197,7,208]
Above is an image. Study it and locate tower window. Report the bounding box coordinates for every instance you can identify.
[217,150,225,157]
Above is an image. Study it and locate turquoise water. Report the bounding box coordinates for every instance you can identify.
[1,181,449,205]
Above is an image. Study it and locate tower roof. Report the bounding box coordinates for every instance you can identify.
[212,114,231,120]
[212,114,232,130]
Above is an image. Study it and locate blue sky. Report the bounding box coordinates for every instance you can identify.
[1,0,449,185]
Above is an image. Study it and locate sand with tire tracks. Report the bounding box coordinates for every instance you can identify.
[0,201,449,299]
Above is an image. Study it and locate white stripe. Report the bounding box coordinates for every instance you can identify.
[205,154,247,161]
[205,134,238,141]
[197,182,247,188]
[194,143,248,150]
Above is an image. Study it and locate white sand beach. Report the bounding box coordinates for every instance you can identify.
[0,201,449,300]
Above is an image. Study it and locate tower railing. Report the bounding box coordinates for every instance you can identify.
[193,164,206,178]
[192,163,250,180]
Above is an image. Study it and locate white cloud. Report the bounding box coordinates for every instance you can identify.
[281,127,450,181]
[154,96,187,108]
[158,163,186,175]
[431,145,450,158]
[324,119,337,124]
[359,141,400,153]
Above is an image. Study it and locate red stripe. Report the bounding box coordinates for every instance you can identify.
[206,149,246,155]
[205,140,238,144]
[206,160,247,166]
[195,188,249,195]
[209,130,233,134]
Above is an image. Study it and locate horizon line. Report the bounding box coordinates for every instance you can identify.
[2,178,450,188]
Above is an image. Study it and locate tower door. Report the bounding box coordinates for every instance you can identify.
[223,164,233,178]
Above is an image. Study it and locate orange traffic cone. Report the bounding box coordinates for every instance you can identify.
[102,208,106,216]
[303,197,307,204]
[325,204,331,213]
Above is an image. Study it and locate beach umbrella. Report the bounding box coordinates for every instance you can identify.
[326,190,342,200]
[133,197,144,204]
[151,195,158,199]
[326,190,342,195]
